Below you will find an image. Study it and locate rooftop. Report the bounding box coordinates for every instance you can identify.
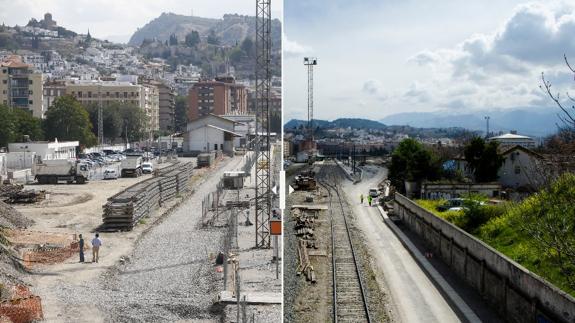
[488,133,533,140]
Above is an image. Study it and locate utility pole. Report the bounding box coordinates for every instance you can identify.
[484,116,490,138]
[255,0,272,249]
[303,57,317,142]
[98,83,104,148]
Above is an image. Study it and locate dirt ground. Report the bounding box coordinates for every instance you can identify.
[8,157,210,322]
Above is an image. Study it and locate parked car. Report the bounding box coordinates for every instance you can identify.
[369,188,379,198]
[141,162,154,174]
[437,198,485,212]
[103,169,119,180]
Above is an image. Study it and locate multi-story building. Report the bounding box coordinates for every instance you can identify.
[188,76,247,121]
[43,80,66,111]
[0,55,44,118]
[65,80,159,133]
[151,82,176,133]
[141,83,160,134]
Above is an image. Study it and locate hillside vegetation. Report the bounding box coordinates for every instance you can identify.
[417,173,575,297]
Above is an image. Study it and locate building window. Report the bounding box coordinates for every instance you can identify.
[29,90,33,95]
[29,100,33,105]
[88,91,92,98]
[214,144,218,151]
[29,80,33,85]
[78,91,83,98]
[124,92,128,98]
[2,80,6,84]
[2,69,6,74]
[514,166,521,174]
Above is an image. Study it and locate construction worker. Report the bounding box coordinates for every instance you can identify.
[368,195,372,207]
[360,194,364,204]
[78,234,85,263]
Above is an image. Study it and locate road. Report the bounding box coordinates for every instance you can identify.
[341,165,463,323]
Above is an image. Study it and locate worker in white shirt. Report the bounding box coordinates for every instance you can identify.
[91,233,102,263]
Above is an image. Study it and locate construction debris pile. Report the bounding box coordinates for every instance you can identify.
[0,184,46,204]
[102,162,194,231]
[0,201,33,229]
[296,239,315,283]
[293,207,319,283]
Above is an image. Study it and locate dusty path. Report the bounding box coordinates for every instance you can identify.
[340,165,463,323]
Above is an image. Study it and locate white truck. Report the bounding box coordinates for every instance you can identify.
[121,156,143,177]
[34,160,90,184]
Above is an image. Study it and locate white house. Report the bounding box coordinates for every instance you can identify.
[488,132,536,150]
[498,145,544,190]
[8,140,79,161]
[183,114,242,156]
[222,114,256,148]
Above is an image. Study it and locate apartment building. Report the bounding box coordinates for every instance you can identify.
[66,80,159,132]
[0,55,44,118]
[188,76,247,121]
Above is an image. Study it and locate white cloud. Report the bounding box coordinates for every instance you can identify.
[362,79,383,95]
[283,35,312,58]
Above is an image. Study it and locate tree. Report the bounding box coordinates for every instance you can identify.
[12,109,43,141]
[241,37,255,57]
[541,54,575,131]
[388,138,441,191]
[0,105,43,147]
[174,96,188,132]
[85,103,123,143]
[185,31,200,47]
[43,96,97,147]
[515,173,575,290]
[118,105,148,142]
[169,34,178,46]
[207,30,219,45]
[463,137,504,182]
[0,105,17,147]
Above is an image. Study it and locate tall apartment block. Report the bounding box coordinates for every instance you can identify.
[0,56,44,118]
[187,76,247,121]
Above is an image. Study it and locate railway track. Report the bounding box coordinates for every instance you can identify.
[318,164,371,323]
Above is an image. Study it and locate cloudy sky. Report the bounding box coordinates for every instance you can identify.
[0,0,282,43]
[284,0,575,121]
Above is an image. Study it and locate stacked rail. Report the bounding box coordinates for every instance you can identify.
[102,162,193,231]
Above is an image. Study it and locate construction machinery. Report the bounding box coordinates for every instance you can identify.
[121,155,143,178]
[293,170,317,191]
[34,160,90,184]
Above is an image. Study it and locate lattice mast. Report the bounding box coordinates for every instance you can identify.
[255,0,272,248]
[304,57,317,141]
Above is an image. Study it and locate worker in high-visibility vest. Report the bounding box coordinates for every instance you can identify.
[368,195,373,207]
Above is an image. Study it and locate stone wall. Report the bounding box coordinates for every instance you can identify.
[394,193,575,323]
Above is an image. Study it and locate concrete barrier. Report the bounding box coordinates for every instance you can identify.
[394,193,575,323]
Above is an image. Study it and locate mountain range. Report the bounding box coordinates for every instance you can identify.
[380,108,561,137]
[285,107,564,138]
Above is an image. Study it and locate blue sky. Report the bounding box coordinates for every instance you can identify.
[284,0,575,121]
[0,0,282,43]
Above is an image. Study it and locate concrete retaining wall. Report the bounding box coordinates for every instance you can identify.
[394,193,575,323]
